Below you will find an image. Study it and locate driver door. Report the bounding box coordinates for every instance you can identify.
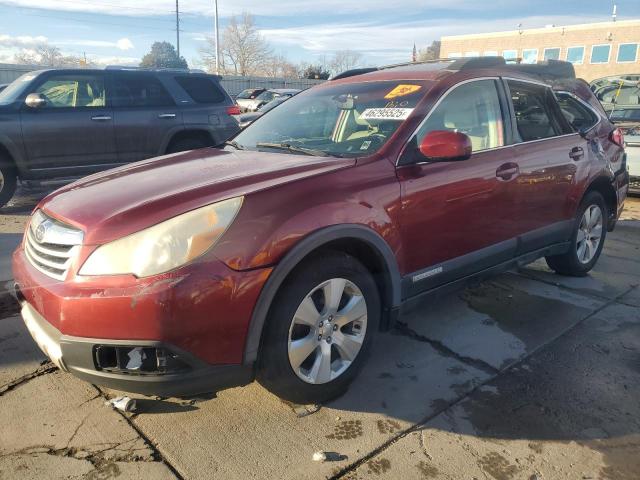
[20,72,116,171]
[397,78,520,296]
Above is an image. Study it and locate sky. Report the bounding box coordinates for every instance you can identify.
[0,0,636,69]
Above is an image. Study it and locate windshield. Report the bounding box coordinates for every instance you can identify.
[258,96,288,113]
[0,72,38,106]
[591,76,640,108]
[256,90,277,102]
[233,80,431,157]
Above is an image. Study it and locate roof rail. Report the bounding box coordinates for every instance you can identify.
[331,67,378,80]
[505,59,576,79]
[105,65,207,74]
[447,56,506,70]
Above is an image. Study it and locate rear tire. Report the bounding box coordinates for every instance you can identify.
[0,158,17,208]
[545,191,607,277]
[167,137,210,154]
[257,251,380,404]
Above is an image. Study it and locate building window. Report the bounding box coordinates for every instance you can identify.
[484,51,498,57]
[591,44,611,64]
[522,49,538,64]
[503,50,518,63]
[543,48,561,61]
[464,52,480,57]
[448,53,462,59]
[617,43,638,63]
[566,46,585,65]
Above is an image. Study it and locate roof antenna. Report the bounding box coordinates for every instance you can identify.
[612,3,617,22]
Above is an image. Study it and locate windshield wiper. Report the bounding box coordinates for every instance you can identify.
[255,142,330,157]
[224,140,245,150]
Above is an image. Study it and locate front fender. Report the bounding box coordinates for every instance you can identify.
[240,224,402,364]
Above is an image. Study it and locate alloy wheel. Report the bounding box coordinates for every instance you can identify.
[576,204,603,264]
[287,278,368,384]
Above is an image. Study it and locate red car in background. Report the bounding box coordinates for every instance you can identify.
[13,58,628,404]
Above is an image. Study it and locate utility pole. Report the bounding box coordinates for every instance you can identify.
[214,0,220,74]
[176,0,180,58]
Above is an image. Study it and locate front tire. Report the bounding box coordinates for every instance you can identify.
[545,191,607,276]
[0,158,17,208]
[257,251,380,404]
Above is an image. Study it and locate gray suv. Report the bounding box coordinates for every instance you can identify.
[0,67,241,207]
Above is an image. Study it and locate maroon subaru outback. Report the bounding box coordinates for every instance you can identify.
[13,58,628,404]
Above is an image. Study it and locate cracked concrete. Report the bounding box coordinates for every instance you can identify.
[0,193,639,479]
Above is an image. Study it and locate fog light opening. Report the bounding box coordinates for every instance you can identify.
[94,345,190,375]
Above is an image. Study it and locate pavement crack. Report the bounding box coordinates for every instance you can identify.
[91,385,184,480]
[393,321,499,375]
[330,285,637,480]
[0,362,57,397]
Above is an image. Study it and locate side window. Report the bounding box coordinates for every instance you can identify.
[416,79,505,153]
[556,93,599,131]
[507,81,562,142]
[175,76,225,104]
[35,75,105,108]
[112,74,174,108]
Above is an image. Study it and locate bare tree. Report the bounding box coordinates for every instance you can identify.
[201,12,272,76]
[417,41,441,62]
[15,45,62,66]
[329,50,363,75]
[263,54,298,78]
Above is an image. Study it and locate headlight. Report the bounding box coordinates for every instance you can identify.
[79,197,243,277]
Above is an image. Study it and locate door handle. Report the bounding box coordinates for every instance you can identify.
[496,162,520,181]
[569,146,584,161]
[91,115,112,121]
[158,113,177,119]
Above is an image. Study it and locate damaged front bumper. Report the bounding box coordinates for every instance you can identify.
[19,300,253,397]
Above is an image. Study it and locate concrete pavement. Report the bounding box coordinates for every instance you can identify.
[0,192,639,479]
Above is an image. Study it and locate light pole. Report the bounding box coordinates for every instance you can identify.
[176,0,180,58]
[214,0,220,74]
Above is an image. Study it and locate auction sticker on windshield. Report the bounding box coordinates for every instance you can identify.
[360,108,413,121]
[384,84,422,99]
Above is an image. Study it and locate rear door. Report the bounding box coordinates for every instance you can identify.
[503,79,585,253]
[111,71,183,163]
[20,71,116,171]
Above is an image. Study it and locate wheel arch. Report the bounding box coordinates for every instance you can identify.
[583,175,618,231]
[163,128,215,154]
[243,224,402,365]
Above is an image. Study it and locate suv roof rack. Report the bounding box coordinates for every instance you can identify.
[330,57,576,81]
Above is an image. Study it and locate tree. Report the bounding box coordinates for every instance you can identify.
[263,54,298,78]
[201,13,272,76]
[329,50,362,75]
[140,41,188,69]
[302,64,331,80]
[417,41,441,62]
[14,44,93,67]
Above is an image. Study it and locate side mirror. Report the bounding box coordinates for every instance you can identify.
[25,93,47,109]
[418,130,472,162]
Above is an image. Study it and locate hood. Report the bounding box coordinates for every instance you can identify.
[40,148,354,245]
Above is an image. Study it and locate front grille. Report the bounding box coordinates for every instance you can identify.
[24,210,83,281]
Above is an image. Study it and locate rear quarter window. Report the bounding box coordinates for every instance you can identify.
[175,76,226,104]
[556,93,599,131]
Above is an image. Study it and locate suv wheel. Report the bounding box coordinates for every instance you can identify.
[257,252,380,404]
[0,158,17,208]
[545,191,607,276]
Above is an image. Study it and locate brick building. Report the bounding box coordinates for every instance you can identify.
[440,19,640,81]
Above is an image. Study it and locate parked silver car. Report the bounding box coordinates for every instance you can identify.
[237,88,300,112]
[591,75,640,194]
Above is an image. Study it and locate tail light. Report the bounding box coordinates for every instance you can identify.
[610,128,625,148]
[226,105,241,115]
